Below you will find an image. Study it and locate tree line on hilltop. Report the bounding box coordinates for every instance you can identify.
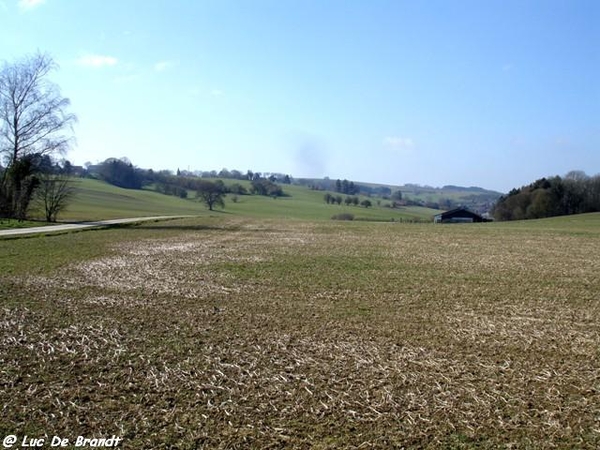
[305,178,389,196]
[492,171,600,221]
[89,158,288,198]
[78,158,287,210]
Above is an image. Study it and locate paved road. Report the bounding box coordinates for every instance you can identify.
[0,216,192,237]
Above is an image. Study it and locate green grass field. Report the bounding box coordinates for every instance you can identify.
[0,219,52,229]
[12,178,441,225]
[1,213,599,448]
[222,182,438,221]
[51,178,203,221]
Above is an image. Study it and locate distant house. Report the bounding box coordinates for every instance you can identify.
[434,207,489,223]
[70,165,86,177]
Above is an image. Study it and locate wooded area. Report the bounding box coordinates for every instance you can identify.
[492,171,600,221]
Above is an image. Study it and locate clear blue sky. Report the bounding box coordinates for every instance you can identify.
[1,0,598,192]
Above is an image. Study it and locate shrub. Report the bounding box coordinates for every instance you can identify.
[229,183,248,195]
[251,179,283,197]
[331,213,354,221]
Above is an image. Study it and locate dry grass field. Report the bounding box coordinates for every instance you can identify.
[1,214,599,448]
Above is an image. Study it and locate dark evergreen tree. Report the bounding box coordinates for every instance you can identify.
[335,179,342,192]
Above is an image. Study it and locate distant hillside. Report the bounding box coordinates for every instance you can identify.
[80,159,501,215]
[296,178,502,214]
[400,184,501,214]
[441,185,493,193]
[49,178,440,223]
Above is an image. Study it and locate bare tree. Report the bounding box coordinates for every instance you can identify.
[35,173,75,222]
[0,52,76,218]
[196,180,226,211]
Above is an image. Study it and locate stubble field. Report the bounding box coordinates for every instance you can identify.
[1,214,599,448]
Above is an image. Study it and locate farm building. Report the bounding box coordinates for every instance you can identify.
[434,207,489,223]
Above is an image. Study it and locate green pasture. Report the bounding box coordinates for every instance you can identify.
[52,178,202,221]
[11,178,441,226]
[223,182,438,221]
[0,219,52,229]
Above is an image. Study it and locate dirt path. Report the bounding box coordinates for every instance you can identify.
[0,216,193,237]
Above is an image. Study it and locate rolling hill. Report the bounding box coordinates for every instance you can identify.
[49,178,441,223]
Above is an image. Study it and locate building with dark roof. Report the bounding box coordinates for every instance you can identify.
[433,207,489,223]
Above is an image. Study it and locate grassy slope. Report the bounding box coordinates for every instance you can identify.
[23,178,440,223]
[0,219,52,229]
[224,182,439,221]
[402,186,499,201]
[55,178,202,221]
[493,210,600,233]
[0,213,598,447]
